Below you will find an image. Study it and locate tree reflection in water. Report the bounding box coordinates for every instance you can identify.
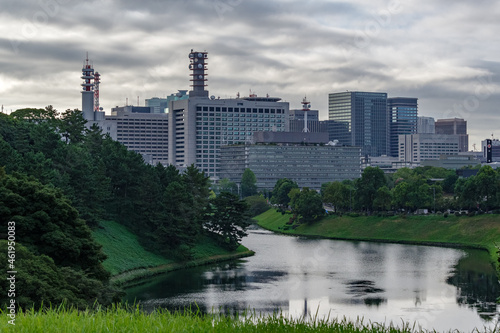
[446,249,500,321]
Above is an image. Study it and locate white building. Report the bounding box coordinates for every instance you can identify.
[399,134,460,164]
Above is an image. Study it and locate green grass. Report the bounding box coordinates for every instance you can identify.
[255,210,500,265]
[93,220,255,286]
[0,305,471,333]
[92,220,173,276]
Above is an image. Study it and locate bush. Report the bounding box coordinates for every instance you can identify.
[455,212,460,216]
[348,212,359,218]
[444,212,449,218]
[245,195,269,217]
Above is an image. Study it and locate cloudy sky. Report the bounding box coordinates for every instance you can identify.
[1,0,499,149]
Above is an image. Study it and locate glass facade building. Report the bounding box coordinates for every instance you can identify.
[388,97,418,157]
[328,91,388,157]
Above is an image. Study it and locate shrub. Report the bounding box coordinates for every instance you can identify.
[348,212,359,218]
[444,212,449,218]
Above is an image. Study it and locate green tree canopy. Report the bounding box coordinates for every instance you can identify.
[290,187,325,224]
[271,178,299,208]
[204,192,250,250]
[241,168,258,197]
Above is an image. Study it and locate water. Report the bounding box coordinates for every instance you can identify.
[124,227,500,332]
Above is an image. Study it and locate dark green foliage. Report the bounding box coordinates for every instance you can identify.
[354,167,386,211]
[289,187,325,224]
[321,181,350,212]
[271,178,298,208]
[205,192,250,250]
[0,171,109,281]
[245,195,269,216]
[0,241,119,309]
[219,178,238,194]
[241,168,258,197]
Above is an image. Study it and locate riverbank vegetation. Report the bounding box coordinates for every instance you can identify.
[0,305,469,333]
[0,108,252,309]
[255,209,500,264]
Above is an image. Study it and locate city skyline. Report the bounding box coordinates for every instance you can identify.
[1,0,499,149]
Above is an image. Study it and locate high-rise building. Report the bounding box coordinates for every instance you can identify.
[417,116,435,134]
[387,97,418,157]
[289,109,328,133]
[328,91,388,156]
[168,50,289,180]
[435,118,468,152]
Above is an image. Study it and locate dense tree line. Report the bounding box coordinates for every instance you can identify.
[320,166,500,214]
[0,107,250,308]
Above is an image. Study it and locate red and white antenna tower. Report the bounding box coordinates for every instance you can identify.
[94,71,100,112]
[301,96,311,133]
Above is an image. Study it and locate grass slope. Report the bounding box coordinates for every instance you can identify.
[255,209,500,263]
[1,306,441,333]
[93,220,254,286]
[92,220,173,276]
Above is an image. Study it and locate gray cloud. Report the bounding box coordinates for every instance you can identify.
[0,0,499,148]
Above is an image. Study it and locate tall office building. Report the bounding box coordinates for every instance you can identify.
[289,109,328,133]
[387,97,418,157]
[328,91,388,156]
[435,118,468,152]
[168,50,289,180]
[417,116,435,134]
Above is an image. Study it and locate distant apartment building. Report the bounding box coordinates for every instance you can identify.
[399,134,460,164]
[388,97,418,157]
[328,91,388,157]
[219,132,361,191]
[417,116,435,134]
[435,118,468,152]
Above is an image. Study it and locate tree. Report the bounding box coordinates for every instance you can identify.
[290,187,325,224]
[245,195,269,217]
[355,167,386,211]
[0,170,109,281]
[205,192,250,250]
[59,109,87,144]
[271,178,298,208]
[474,166,499,210]
[219,178,238,194]
[322,181,349,212]
[241,168,257,197]
[373,186,392,211]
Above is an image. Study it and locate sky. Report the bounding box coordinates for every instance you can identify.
[0,0,499,150]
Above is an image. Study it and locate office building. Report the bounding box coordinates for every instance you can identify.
[388,97,418,157]
[146,90,189,114]
[417,116,435,134]
[219,132,361,191]
[482,139,500,162]
[92,108,169,165]
[288,98,328,133]
[399,134,460,164]
[435,118,468,152]
[421,154,479,169]
[328,91,388,157]
[168,50,289,180]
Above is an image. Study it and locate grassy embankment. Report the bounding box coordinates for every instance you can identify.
[93,220,254,286]
[255,209,500,266]
[0,305,442,333]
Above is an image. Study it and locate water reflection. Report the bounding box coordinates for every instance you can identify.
[124,228,500,331]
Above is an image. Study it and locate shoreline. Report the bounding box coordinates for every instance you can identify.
[112,250,255,288]
[255,209,500,275]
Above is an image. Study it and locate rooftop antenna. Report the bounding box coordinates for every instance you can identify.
[301,96,311,133]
